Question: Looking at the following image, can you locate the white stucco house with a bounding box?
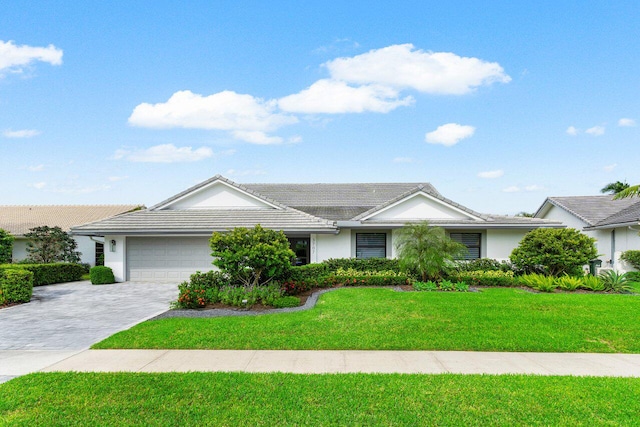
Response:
[0,205,140,266]
[535,195,640,272]
[71,175,562,282]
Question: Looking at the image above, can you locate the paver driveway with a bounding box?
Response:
[0,281,178,350]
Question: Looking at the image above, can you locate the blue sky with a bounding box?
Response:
[1,1,638,214]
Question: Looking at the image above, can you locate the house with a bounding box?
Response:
[535,195,640,272]
[0,205,141,266]
[71,175,562,282]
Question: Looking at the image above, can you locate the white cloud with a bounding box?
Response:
[502,186,520,193]
[524,185,543,192]
[278,79,414,114]
[28,164,44,172]
[0,40,63,74]
[113,144,214,163]
[3,129,41,138]
[30,182,46,189]
[129,90,297,136]
[566,126,578,136]
[618,118,636,127]
[325,44,511,95]
[477,169,504,179]
[585,126,605,136]
[231,130,283,145]
[425,123,475,146]
[393,157,415,163]
[108,176,128,182]
[288,135,302,144]
[225,169,267,177]
[603,163,617,172]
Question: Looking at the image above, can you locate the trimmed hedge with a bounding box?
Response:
[323,258,401,273]
[0,263,84,286]
[0,268,34,305]
[324,274,409,287]
[454,270,517,287]
[90,266,116,285]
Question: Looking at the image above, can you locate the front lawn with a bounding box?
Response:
[94,287,640,352]
[1,372,639,425]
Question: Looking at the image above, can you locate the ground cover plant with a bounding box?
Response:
[95,287,640,352]
[1,372,639,426]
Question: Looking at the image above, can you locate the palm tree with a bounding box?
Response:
[601,181,630,195]
[613,184,639,199]
[395,221,466,281]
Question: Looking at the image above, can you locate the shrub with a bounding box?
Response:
[518,273,557,292]
[395,221,466,281]
[0,229,14,264]
[323,258,401,273]
[325,274,409,287]
[174,271,230,308]
[620,250,640,270]
[627,271,640,282]
[579,275,605,291]
[454,270,516,287]
[271,296,301,308]
[210,225,295,287]
[439,279,455,291]
[0,269,34,305]
[453,258,512,273]
[189,270,228,289]
[555,275,582,291]
[218,284,284,307]
[90,266,116,285]
[413,281,438,291]
[454,281,470,292]
[0,263,84,286]
[24,226,81,264]
[599,270,634,293]
[510,228,598,276]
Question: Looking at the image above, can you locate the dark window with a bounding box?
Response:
[356,233,386,259]
[450,233,481,260]
[288,238,310,265]
[95,242,104,266]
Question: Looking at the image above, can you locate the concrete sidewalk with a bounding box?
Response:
[4,349,631,377]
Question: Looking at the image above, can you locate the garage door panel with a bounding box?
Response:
[127,237,213,282]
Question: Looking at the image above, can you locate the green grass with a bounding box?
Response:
[1,372,639,426]
[94,287,640,352]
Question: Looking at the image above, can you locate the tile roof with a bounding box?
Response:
[539,196,640,227]
[0,205,141,237]
[72,208,337,235]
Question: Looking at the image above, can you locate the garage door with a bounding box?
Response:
[127,237,213,282]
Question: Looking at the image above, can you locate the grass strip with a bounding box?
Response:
[94,287,640,352]
[2,372,640,426]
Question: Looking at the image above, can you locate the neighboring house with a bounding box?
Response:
[72,175,562,282]
[0,205,141,266]
[535,196,640,272]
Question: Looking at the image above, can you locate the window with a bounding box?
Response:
[95,242,104,266]
[356,233,386,259]
[450,233,481,260]
[288,238,310,265]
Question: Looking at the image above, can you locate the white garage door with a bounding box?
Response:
[127,237,213,282]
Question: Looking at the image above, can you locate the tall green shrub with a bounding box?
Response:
[24,226,81,264]
[395,221,466,281]
[0,269,34,304]
[0,229,13,264]
[510,228,598,276]
[620,250,640,270]
[210,225,295,287]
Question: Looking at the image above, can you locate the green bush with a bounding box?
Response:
[510,228,598,276]
[271,296,301,308]
[579,275,605,291]
[556,275,582,291]
[189,270,228,289]
[453,258,512,273]
[0,263,84,286]
[599,270,634,293]
[620,250,640,270]
[323,258,401,273]
[0,229,14,264]
[325,274,409,287]
[413,281,438,291]
[454,270,516,287]
[518,273,557,292]
[0,269,34,305]
[90,266,116,285]
[627,271,640,282]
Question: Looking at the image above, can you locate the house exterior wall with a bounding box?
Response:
[314,230,351,262]
[104,235,127,282]
[12,236,98,266]
[613,226,640,272]
[485,229,528,260]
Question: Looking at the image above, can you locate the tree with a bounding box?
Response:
[0,229,14,264]
[510,228,597,276]
[613,184,639,199]
[209,224,295,287]
[395,221,466,282]
[600,181,630,195]
[25,226,81,264]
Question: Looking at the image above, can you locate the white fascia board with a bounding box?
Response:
[154,180,282,211]
[359,191,483,222]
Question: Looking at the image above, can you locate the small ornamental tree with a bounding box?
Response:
[24,226,82,264]
[510,228,598,276]
[210,224,295,287]
[0,229,14,264]
[395,221,466,281]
